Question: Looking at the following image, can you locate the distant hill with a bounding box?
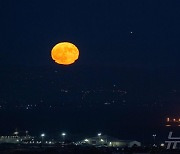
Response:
[0,65,180,109]
[0,65,180,141]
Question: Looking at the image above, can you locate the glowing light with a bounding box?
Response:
[167,118,170,122]
[84,139,89,142]
[161,143,165,147]
[166,125,171,127]
[62,133,66,136]
[98,133,102,136]
[51,42,79,65]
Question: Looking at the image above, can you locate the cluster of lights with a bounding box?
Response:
[167,118,180,122]
[1,131,166,148]
[0,132,113,146]
[84,133,103,143]
[61,89,69,93]
[24,140,55,144]
[166,118,180,127]
[1,136,19,138]
[45,141,54,144]
[36,141,41,144]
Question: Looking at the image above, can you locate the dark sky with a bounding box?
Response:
[1,0,180,68]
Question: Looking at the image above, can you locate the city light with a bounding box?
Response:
[98,133,102,137]
[41,133,45,137]
[62,133,66,136]
[100,139,104,142]
[41,133,45,145]
[84,139,89,142]
[166,124,171,127]
[161,143,165,147]
[61,132,66,142]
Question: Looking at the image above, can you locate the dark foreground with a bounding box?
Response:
[0,144,180,154]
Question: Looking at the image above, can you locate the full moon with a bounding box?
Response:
[51,42,79,65]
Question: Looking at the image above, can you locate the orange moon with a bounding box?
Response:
[51,42,79,65]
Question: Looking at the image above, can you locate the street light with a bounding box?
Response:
[41,133,45,137]
[98,133,102,145]
[98,133,102,137]
[152,134,156,146]
[41,133,45,146]
[61,132,66,142]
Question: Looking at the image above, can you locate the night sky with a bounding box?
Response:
[1,0,180,68]
[1,0,180,143]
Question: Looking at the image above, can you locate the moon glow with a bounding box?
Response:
[51,42,79,65]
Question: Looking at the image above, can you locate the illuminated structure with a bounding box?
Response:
[0,130,33,144]
[61,132,66,142]
[78,135,141,148]
[0,135,33,144]
[166,117,180,127]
